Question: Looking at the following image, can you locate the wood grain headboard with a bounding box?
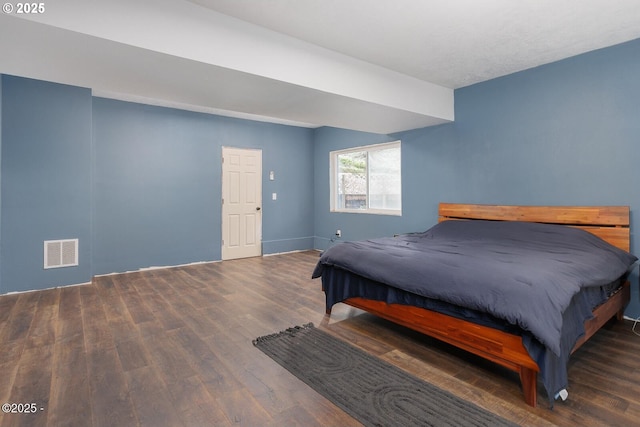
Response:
[438,203,631,252]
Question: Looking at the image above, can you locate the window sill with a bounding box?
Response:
[330,209,402,217]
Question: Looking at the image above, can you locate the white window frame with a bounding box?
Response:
[330,140,402,216]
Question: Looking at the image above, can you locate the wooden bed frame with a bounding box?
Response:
[327,203,632,407]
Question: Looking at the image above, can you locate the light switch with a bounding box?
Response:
[269,171,275,181]
[272,193,277,200]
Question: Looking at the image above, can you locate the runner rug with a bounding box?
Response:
[253,323,517,427]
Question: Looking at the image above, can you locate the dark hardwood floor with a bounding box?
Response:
[1,250,640,426]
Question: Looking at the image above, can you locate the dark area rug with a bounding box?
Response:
[253,323,517,427]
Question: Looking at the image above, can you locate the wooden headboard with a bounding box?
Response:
[438,203,631,252]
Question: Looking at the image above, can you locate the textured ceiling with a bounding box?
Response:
[1,0,639,133]
[191,0,640,88]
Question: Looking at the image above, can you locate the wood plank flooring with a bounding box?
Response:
[1,250,640,426]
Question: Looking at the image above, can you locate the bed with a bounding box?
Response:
[312,203,637,407]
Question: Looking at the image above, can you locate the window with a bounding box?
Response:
[330,141,401,215]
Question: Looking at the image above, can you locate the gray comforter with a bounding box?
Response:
[312,220,637,356]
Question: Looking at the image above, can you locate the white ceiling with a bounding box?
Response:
[1,0,639,133]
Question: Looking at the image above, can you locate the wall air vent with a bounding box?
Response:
[44,239,79,269]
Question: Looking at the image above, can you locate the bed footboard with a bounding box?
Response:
[339,297,541,405]
[334,280,630,407]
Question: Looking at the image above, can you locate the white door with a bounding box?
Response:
[221,147,262,260]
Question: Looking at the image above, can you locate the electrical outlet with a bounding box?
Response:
[336,229,341,238]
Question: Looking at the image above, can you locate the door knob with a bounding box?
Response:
[256,207,261,211]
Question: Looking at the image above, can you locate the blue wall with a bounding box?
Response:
[313,124,460,249]
[1,76,93,293]
[92,99,221,274]
[452,39,640,209]
[0,76,314,292]
[92,98,314,275]
[313,38,640,317]
[0,74,3,287]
